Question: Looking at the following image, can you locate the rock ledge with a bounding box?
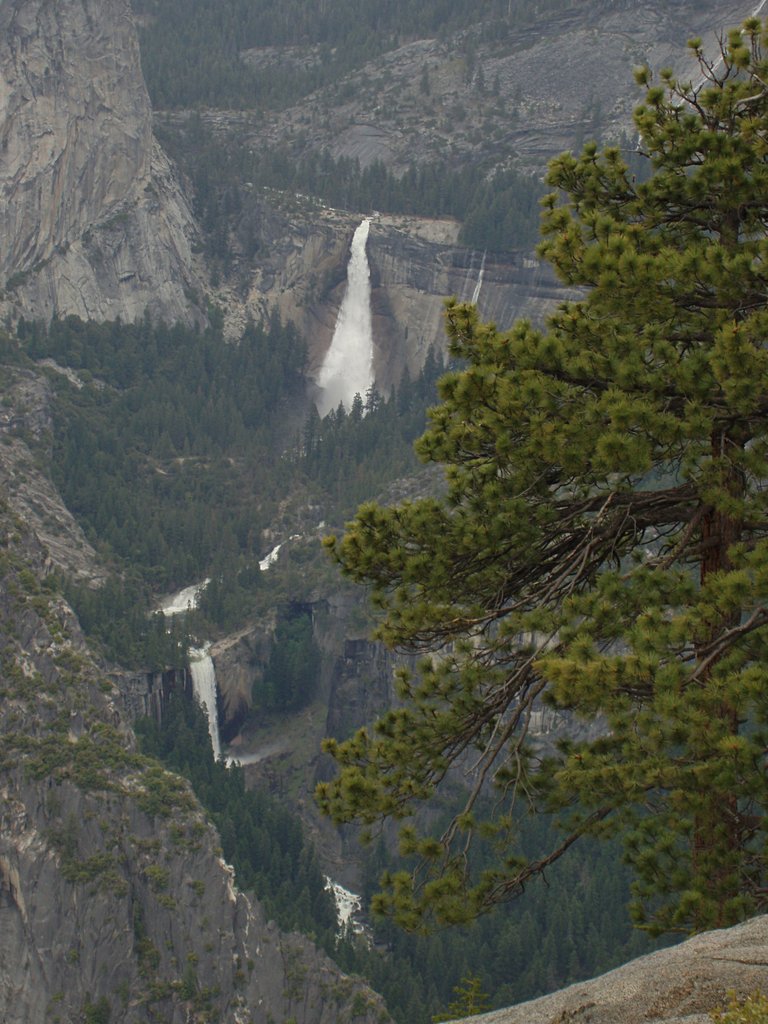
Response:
[462,916,768,1024]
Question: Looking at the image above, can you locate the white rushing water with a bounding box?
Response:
[158,579,210,617]
[189,645,223,762]
[316,219,374,417]
[158,541,290,768]
[471,250,487,305]
[325,877,364,934]
[259,542,282,571]
[159,528,305,766]
[158,584,231,764]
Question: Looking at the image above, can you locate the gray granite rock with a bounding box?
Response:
[458,916,768,1024]
[0,0,203,325]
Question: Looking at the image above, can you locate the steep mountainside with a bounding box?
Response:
[1,0,759,366]
[0,0,203,325]
[0,407,389,1024]
[0,363,104,584]
[3,3,768,1022]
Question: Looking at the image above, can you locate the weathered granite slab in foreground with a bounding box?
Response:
[459,916,768,1024]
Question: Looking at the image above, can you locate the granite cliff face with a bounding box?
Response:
[164,0,764,385]
[4,4,768,1019]
[0,356,387,1024]
[252,0,758,175]
[0,0,203,325]
[366,216,578,390]
[195,199,578,391]
[1,0,761,363]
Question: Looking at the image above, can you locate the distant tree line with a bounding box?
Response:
[252,607,320,712]
[61,575,191,669]
[301,349,446,511]
[19,312,305,589]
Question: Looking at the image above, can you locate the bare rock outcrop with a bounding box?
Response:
[195,199,579,391]
[367,216,580,390]
[246,0,759,178]
[0,0,203,325]
[457,915,768,1024]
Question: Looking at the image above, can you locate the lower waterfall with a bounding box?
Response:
[189,646,223,762]
[159,553,286,767]
[159,585,224,763]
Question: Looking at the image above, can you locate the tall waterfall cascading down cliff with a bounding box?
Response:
[316,219,374,417]
[189,646,223,762]
[159,584,224,762]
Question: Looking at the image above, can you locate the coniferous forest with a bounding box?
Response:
[137,0,564,255]
[12,315,443,667]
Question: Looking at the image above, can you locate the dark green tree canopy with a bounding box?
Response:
[317,19,768,936]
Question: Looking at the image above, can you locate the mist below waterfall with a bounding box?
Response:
[316,219,374,417]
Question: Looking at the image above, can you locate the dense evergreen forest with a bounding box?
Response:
[137,694,664,1024]
[13,315,443,664]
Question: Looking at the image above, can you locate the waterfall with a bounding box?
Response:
[316,219,374,417]
[158,586,227,764]
[471,250,487,306]
[460,250,477,301]
[189,646,222,761]
[325,877,364,936]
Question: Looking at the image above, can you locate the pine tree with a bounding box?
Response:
[432,975,490,1022]
[317,19,768,936]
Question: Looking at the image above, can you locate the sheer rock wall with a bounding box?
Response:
[0,0,203,325]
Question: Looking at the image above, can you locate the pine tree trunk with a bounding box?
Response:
[693,433,743,927]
